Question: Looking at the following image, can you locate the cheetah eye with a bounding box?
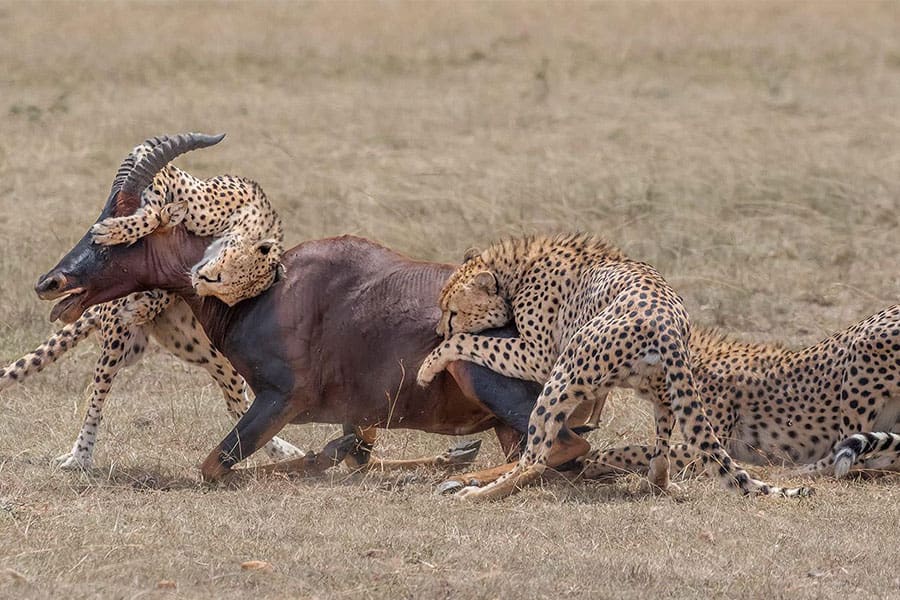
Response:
[257,242,272,255]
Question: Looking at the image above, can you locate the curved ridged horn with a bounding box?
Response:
[111,135,178,193]
[110,153,136,193]
[121,132,225,198]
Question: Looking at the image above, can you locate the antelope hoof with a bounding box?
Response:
[437,439,482,466]
[308,433,357,470]
[436,480,464,495]
[200,454,233,483]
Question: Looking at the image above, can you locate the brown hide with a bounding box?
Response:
[38,228,541,477]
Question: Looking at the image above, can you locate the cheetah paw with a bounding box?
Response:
[262,437,306,461]
[91,208,159,246]
[416,364,437,387]
[453,485,490,501]
[91,217,136,246]
[158,200,188,231]
[416,354,446,387]
[53,452,92,471]
[119,292,165,324]
[453,485,481,501]
[639,479,682,497]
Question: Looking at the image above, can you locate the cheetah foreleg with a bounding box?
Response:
[91,196,186,246]
[417,333,551,386]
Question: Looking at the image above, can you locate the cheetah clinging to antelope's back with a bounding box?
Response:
[418,233,811,500]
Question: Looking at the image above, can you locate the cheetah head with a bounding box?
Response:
[436,258,512,338]
[191,233,283,306]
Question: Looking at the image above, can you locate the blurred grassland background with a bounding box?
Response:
[0,2,898,599]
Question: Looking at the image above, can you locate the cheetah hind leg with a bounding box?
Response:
[576,444,704,482]
[55,324,149,470]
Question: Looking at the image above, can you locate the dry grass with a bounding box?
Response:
[0,1,899,598]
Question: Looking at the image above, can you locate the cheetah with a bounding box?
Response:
[1,132,299,468]
[417,233,810,500]
[1,292,303,469]
[577,305,900,481]
[88,133,284,306]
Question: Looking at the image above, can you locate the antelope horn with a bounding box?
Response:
[110,135,178,193]
[121,132,226,198]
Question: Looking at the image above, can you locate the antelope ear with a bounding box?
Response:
[472,270,497,293]
[462,247,481,262]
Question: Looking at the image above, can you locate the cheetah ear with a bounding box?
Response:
[462,247,481,262]
[472,270,497,293]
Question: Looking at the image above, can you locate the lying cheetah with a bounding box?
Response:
[1,133,299,468]
[577,305,900,480]
[418,233,810,500]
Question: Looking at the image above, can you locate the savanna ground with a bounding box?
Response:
[0,1,898,598]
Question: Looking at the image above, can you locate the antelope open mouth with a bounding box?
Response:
[49,288,87,323]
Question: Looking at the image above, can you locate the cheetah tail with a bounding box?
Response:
[833,432,900,477]
[0,308,100,392]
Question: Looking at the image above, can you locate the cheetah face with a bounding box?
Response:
[437,262,512,338]
[191,234,282,306]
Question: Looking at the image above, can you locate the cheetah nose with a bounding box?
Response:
[35,271,68,299]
